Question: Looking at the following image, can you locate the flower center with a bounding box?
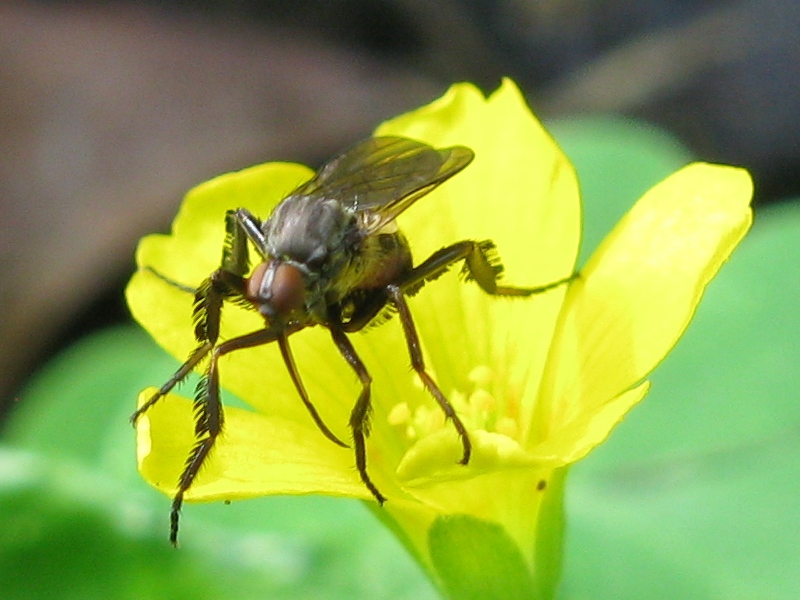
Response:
[387,364,520,445]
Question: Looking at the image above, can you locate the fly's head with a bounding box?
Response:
[249,194,360,323]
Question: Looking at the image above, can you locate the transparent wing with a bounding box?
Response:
[293,136,474,233]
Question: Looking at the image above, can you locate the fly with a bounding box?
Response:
[132,136,574,545]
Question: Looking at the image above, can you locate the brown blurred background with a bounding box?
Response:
[1,0,798,421]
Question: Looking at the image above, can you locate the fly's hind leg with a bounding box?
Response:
[389,239,577,468]
[131,269,232,546]
[402,240,577,298]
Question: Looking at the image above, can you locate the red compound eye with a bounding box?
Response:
[247,261,305,317]
[269,262,305,314]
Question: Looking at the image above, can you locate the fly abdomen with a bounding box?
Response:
[357,231,413,289]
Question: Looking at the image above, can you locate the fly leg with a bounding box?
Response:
[385,240,577,468]
[134,265,243,547]
[386,285,472,465]
[328,324,387,504]
[224,207,347,446]
[131,208,253,424]
[132,208,263,545]
[130,272,237,423]
[169,327,284,545]
[141,265,197,294]
[277,335,349,448]
[131,267,238,546]
[400,239,576,297]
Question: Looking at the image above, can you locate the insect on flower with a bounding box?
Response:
[132,136,574,545]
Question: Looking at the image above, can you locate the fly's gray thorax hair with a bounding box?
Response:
[263,195,360,274]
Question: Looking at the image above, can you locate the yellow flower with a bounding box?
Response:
[126,80,752,595]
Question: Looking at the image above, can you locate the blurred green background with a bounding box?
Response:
[2,2,799,598]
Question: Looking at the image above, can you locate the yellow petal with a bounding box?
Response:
[136,389,395,501]
[535,163,753,441]
[528,381,650,463]
[375,80,581,441]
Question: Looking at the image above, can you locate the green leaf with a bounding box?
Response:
[548,115,694,265]
[428,514,538,600]
[534,469,567,600]
[0,447,242,600]
[565,429,800,599]
[6,326,176,475]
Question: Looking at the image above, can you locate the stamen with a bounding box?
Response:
[467,365,493,386]
[495,417,519,439]
[387,402,411,426]
[468,388,497,414]
[414,405,446,434]
[387,364,525,448]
